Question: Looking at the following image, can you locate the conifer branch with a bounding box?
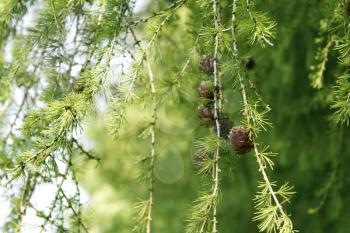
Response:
[211,0,222,232]
[129,0,187,26]
[244,0,276,47]
[61,189,89,232]
[1,2,128,232]
[231,0,294,232]
[186,2,225,232]
[180,37,199,75]
[2,50,43,150]
[66,14,82,77]
[125,7,183,103]
[2,89,30,145]
[308,162,338,214]
[72,138,101,162]
[16,174,37,233]
[0,1,332,232]
[110,2,186,138]
[234,0,280,216]
[130,28,159,233]
[39,164,71,233]
[35,157,89,233]
[1,3,109,230]
[145,61,157,233]
[310,34,334,89]
[6,134,62,182]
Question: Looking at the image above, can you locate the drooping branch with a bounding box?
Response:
[72,137,101,162]
[231,0,295,232]
[129,0,187,27]
[124,3,186,103]
[109,1,187,139]
[211,0,221,232]
[145,61,157,233]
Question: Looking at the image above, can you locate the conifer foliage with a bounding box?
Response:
[1,0,350,233]
[309,0,350,127]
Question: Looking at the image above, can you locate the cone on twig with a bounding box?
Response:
[197,105,215,127]
[198,80,214,100]
[229,126,253,153]
[199,55,214,76]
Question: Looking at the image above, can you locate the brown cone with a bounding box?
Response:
[199,117,212,127]
[198,105,214,118]
[197,105,215,127]
[229,126,253,153]
[199,55,214,76]
[243,58,256,70]
[198,80,214,99]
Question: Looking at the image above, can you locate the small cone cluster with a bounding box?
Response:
[194,54,253,163]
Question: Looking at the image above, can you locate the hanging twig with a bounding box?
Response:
[145,61,157,233]
[129,0,187,27]
[211,0,221,232]
[231,1,294,232]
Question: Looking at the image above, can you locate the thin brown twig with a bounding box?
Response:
[211,0,221,232]
[231,0,287,219]
[128,0,187,27]
[145,61,157,233]
[72,138,101,162]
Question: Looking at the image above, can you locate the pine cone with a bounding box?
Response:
[199,55,214,75]
[229,126,253,153]
[212,116,234,139]
[197,105,215,127]
[243,58,256,70]
[198,80,214,99]
[199,117,212,127]
[198,105,214,118]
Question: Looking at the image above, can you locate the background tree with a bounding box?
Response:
[1,0,350,233]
